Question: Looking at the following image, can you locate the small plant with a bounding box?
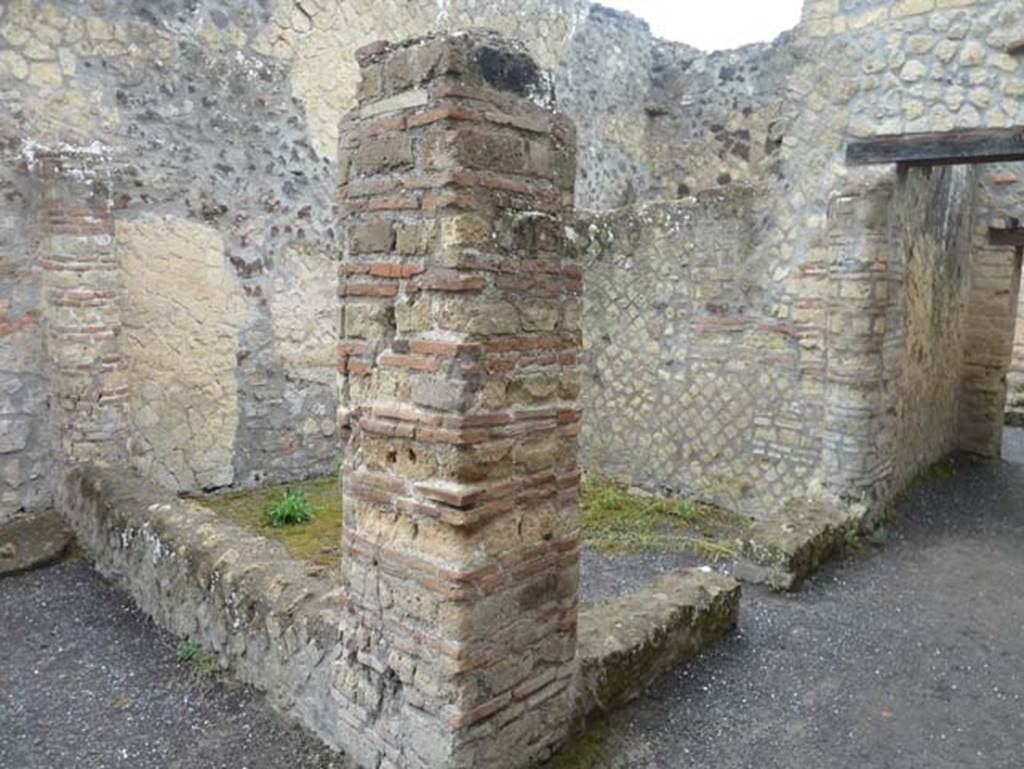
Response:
[175,639,200,663]
[175,640,218,681]
[683,537,738,562]
[668,499,696,522]
[843,523,865,554]
[867,520,891,545]
[264,488,316,527]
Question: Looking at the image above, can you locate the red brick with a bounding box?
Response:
[378,353,439,372]
[365,261,425,279]
[408,339,481,357]
[406,105,479,129]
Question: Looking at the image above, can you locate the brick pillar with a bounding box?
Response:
[822,183,893,507]
[336,33,580,769]
[35,149,128,466]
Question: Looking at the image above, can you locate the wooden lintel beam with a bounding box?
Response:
[989,227,1024,248]
[846,127,1024,167]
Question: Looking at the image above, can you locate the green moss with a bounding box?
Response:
[196,475,745,567]
[546,717,610,769]
[908,456,957,490]
[580,476,749,559]
[194,477,343,568]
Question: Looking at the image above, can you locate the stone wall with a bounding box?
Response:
[886,166,977,492]
[578,189,823,518]
[575,0,1024,513]
[0,0,614,512]
[58,465,353,754]
[0,135,49,521]
[960,240,1022,452]
[962,162,1024,441]
[578,165,982,518]
[973,163,1024,428]
[3,0,1023,520]
[0,0,733,516]
[118,216,247,491]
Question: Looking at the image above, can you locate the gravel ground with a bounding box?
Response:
[1003,425,1024,464]
[3,432,1022,768]
[580,548,728,604]
[575,439,1024,769]
[0,559,347,769]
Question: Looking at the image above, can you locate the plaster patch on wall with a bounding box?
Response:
[269,242,337,385]
[251,0,438,159]
[118,215,247,491]
[252,0,588,159]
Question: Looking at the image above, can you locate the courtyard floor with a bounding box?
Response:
[2,429,1023,768]
[570,427,1024,768]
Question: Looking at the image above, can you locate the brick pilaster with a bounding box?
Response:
[959,244,1023,456]
[336,33,580,769]
[35,149,128,466]
[822,184,893,505]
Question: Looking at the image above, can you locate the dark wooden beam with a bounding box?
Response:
[846,127,1024,167]
[989,227,1024,248]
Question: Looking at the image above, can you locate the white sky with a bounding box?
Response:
[598,0,805,51]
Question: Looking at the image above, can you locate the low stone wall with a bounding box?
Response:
[58,466,353,755]
[575,568,739,716]
[61,464,742,767]
[734,499,862,591]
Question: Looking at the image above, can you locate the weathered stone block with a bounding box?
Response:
[349,219,395,254]
[395,222,437,255]
[353,134,415,175]
[345,302,394,338]
[575,569,740,716]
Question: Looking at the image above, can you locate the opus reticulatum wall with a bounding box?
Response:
[1,0,1023,766]
[3,0,1023,522]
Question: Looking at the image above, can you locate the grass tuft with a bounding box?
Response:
[195,477,343,567]
[175,640,218,681]
[264,487,316,528]
[579,477,747,559]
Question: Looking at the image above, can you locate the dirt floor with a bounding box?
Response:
[2,431,1022,768]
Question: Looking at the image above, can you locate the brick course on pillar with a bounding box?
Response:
[336,32,580,769]
[35,149,128,466]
